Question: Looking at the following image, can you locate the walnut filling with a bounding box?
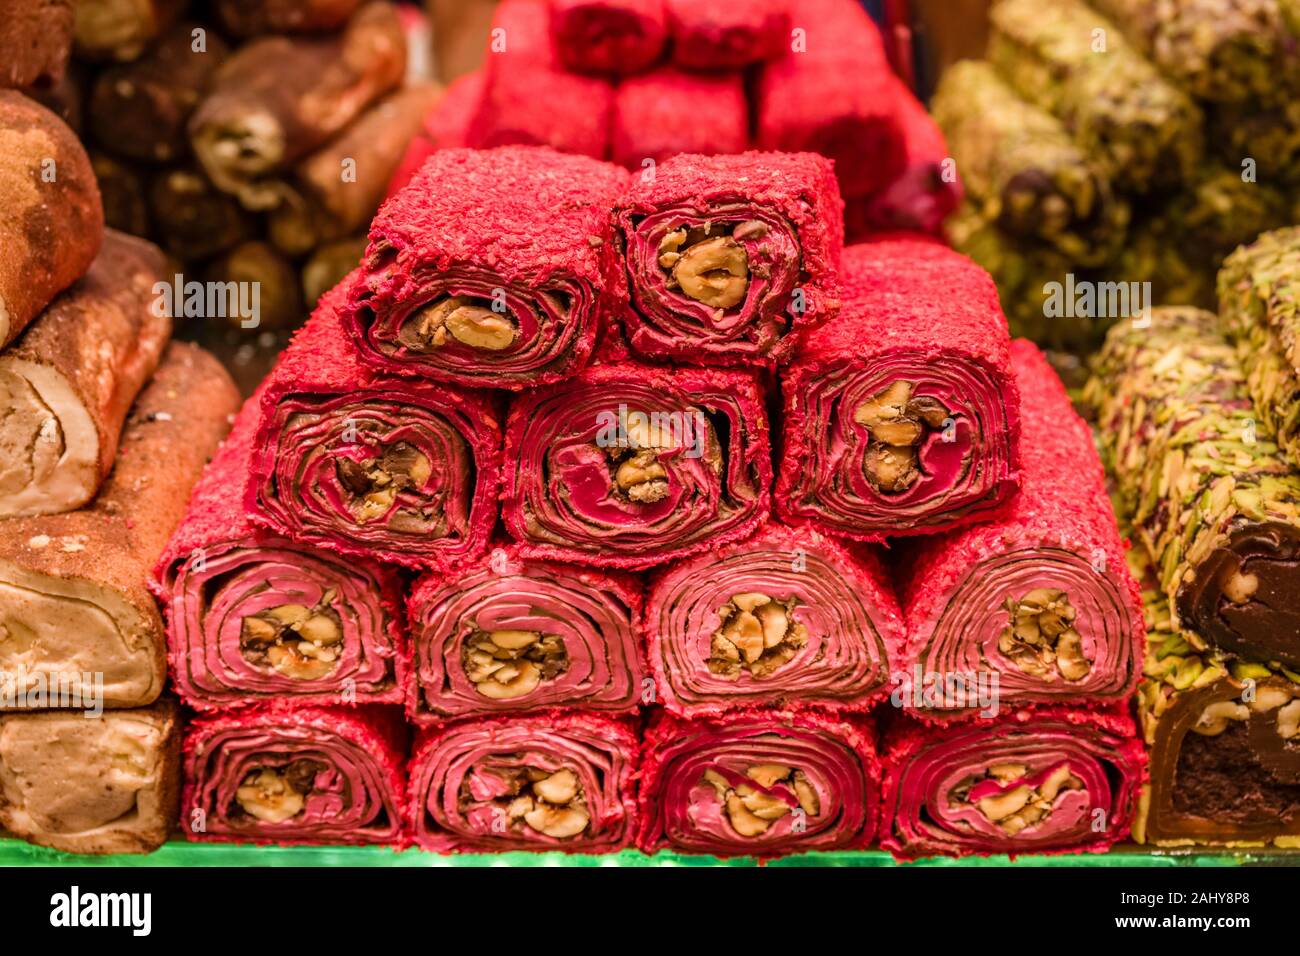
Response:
[335,440,432,525]
[398,295,518,351]
[708,592,808,679]
[1193,686,1300,738]
[997,588,1090,682]
[703,763,819,838]
[462,629,568,700]
[853,381,950,493]
[657,222,756,310]
[233,759,327,823]
[954,763,1083,836]
[240,591,343,681]
[467,767,591,839]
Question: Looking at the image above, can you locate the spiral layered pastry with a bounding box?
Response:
[616,151,842,365]
[900,341,1144,714]
[880,708,1145,859]
[503,361,770,569]
[777,240,1021,541]
[154,402,405,710]
[345,147,629,390]
[248,281,502,572]
[408,714,638,852]
[646,524,902,717]
[408,545,645,722]
[637,710,878,857]
[182,706,407,846]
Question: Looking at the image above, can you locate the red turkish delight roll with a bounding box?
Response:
[408,544,645,723]
[502,361,771,569]
[468,0,613,159]
[879,707,1145,859]
[347,147,628,390]
[610,67,748,169]
[898,341,1143,715]
[385,71,485,197]
[154,400,405,711]
[852,75,962,239]
[665,0,789,69]
[637,709,879,857]
[408,713,637,852]
[182,705,407,846]
[646,524,902,717]
[776,239,1021,541]
[247,279,502,572]
[755,0,905,199]
[617,151,843,366]
[550,0,666,74]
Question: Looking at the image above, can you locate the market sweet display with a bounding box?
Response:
[6,0,1300,867]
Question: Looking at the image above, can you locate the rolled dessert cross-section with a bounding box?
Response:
[637,710,879,857]
[665,0,789,69]
[153,400,406,711]
[646,524,903,717]
[188,1,406,210]
[1135,580,1300,847]
[616,151,843,366]
[1086,306,1300,668]
[610,67,749,170]
[850,74,963,240]
[931,61,1127,267]
[0,91,103,348]
[879,708,1146,859]
[408,713,638,853]
[550,0,667,75]
[409,544,644,722]
[899,340,1144,714]
[0,699,180,855]
[0,231,170,519]
[248,279,502,572]
[467,0,613,160]
[0,344,238,711]
[777,239,1022,542]
[182,705,406,846]
[345,146,628,389]
[502,361,771,569]
[755,0,905,200]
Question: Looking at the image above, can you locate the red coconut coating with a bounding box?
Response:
[551,0,667,75]
[897,340,1144,716]
[665,0,789,69]
[776,239,1021,542]
[468,0,613,159]
[637,708,880,858]
[407,711,639,853]
[502,359,772,570]
[182,704,409,847]
[151,397,407,711]
[405,541,646,724]
[755,0,905,198]
[850,75,962,239]
[246,277,503,572]
[384,71,485,198]
[348,146,630,389]
[610,67,748,169]
[644,522,904,717]
[616,151,844,366]
[878,706,1146,860]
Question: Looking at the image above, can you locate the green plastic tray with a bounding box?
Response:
[1,838,1293,867]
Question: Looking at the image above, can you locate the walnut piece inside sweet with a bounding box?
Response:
[853,381,950,493]
[703,763,819,838]
[658,223,751,310]
[708,592,809,679]
[234,759,327,823]
[398,295,517,351]
[955,762,1083,835]
[466,766,591,839]
[240,589,343,680]
[462,629,568,700]
[997,588,1091,682]
[335,439,433,526]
